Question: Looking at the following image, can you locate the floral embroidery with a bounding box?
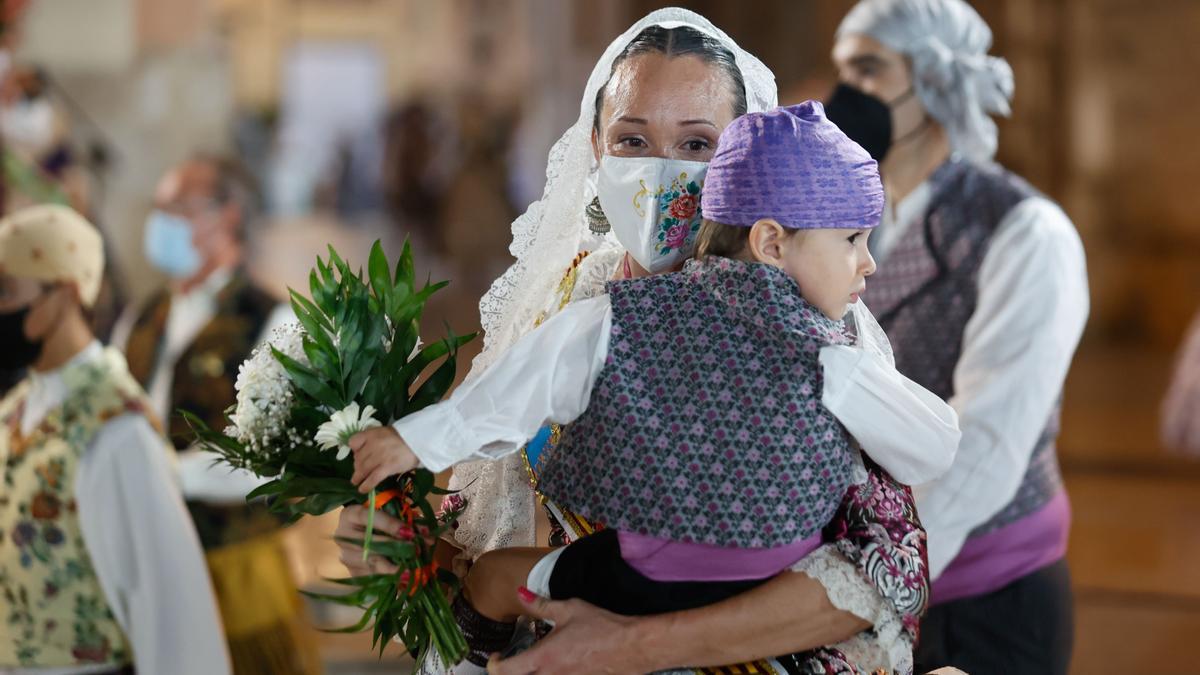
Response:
[826,457,929,636]
[1,349,135,667]
[631,172,705,257]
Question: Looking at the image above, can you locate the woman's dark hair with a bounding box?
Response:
[593,25,747,131]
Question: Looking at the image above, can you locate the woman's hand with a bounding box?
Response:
[349,426,420,492]
[334,504,404,575]
[487,568,870,673]
[487,589,644,675]
[335,504,461,577]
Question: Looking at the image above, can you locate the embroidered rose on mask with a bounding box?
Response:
[654,178,704,256]
[668,192,700,221]
[663,223,690,250]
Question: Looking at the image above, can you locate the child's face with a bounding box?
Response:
[768,225,877,319]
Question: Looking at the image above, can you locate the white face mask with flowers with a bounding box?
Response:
[596,155,709,273]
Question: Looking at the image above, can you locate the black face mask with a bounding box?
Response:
[824,83,894,163]
[0,306,43,373]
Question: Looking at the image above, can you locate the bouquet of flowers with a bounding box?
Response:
[187,241,473,664]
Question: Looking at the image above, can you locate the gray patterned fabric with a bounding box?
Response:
[861,158,1065,534]
[538,257,857,548]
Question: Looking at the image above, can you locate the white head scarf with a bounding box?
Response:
[838,0,1014,162]
[474,7,777,377]
[448,8,778,561]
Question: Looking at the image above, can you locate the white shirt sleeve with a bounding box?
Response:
[915,196,1089,578]
[76,414,232,675]
[395,295,613,473]
[821,344,960,486]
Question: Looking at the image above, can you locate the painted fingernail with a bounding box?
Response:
[516,586,537,603]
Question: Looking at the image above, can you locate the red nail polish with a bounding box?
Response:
[516,586,537,603]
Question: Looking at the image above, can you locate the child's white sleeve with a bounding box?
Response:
[820,344,961,485]
[394,295,612,473]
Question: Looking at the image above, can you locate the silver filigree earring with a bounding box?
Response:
[585,196,610,234]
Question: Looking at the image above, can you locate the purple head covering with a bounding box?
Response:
[700,101,884,230]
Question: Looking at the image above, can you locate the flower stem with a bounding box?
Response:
[362,488,377,562]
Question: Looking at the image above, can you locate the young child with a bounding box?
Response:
[351,101,960,667]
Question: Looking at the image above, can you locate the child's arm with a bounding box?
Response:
[820,344,961,485]
[358,295,612,482]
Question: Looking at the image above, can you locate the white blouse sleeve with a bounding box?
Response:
[916,196,1089,577]
[821,344,961,486]
[395,295,613,473]
[76,414,232,675]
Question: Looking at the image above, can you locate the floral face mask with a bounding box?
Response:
[596,155,709,273]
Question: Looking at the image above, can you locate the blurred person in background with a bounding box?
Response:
[436,92,518,301]
[0,204,228,675]
[111,155,320,675]
[0,57,127,343]
[826,0,1088,672]
[0,64,90,214]
[381,100,450,254]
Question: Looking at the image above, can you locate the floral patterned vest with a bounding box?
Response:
[0,348,150,668]
[538,257,857,549]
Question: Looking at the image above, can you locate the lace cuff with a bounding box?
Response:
[791,545,914,674]
[791,545,882,623]
[572,243,624,299]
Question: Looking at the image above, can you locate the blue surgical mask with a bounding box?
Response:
[143,210,202,279]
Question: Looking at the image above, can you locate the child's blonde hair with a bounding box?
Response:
[694,218,803,260]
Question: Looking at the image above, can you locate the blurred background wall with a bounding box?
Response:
[3,0,1198,671]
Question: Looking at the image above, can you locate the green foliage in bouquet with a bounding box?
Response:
[186,240,473,664]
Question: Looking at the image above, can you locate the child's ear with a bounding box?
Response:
[746,219,787,267]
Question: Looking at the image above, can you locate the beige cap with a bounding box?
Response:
[0,204,104,307]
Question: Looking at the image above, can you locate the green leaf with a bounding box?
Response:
[408,351,458,412]
[397,333,474,391]
[367,240,393,303]
[410,468,435,496]
[289,287,333,333]
[309,269,331,310]
[246,479,288,500]
[281,491,359,517]
[272,347,343,409]
[395,238,415,289]
[363,538,417,560]
[302,339,338,383]
[319,567,402,588]
[394,280,449,328]
[327,244,349,277]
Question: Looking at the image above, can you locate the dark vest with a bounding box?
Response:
[862,158,1065,536]
[538,257,857,549]
[125,273,282,548]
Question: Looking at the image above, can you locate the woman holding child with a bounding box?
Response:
[338,9,956,674]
